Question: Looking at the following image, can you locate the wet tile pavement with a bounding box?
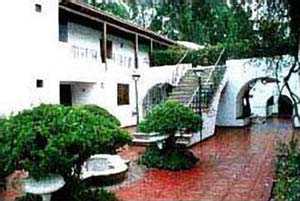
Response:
[115,119,297,201]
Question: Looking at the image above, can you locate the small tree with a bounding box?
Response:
[138,101,201,170]
[0,104,131,200]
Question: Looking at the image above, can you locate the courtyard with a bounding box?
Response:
[115,119,294,201]
[1,1,300,201]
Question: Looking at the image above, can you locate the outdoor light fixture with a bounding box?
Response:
[132,74,141,81]
[132,74,141,128]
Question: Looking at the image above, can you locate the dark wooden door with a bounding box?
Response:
[60,84,72,106]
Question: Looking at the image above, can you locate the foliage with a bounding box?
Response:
[274,139,300,201]
[138,101,201,136]
[151,44,225,67]
[0,104,131,180]
[138,101,200,170]
[150,38,295,67]
[139,145,198,171]
[81,104,121,126]
[84,0,130,19]
[18,187,118,201]
[149,1,255,46]
[73,187,118,201]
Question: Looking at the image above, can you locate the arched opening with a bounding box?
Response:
[278,95,293,118]
[266,95,293,118]
[266,96,274,117]
[236,77,279,120]
[142,83,173,117]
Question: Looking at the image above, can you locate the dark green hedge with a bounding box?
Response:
[150,40,294,67]
[139,145,198,171]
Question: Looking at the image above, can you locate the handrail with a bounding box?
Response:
[187,48,226,107]
[204,48,226,86]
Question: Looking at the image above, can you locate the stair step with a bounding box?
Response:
[176,139,190,145]
[169,91,193,96]
[132,135,169,144]
[175,133,193,138]
[133,132,160,139]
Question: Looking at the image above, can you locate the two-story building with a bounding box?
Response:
[0,0,191,127]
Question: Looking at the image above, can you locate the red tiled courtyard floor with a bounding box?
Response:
[115,119,296,201]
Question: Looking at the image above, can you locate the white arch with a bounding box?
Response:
[141,82,174,116]
[217,59,278,127]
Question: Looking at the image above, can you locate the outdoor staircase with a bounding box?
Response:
[133,49,228,147]
[167,66,228,146]
[168,68,212,104]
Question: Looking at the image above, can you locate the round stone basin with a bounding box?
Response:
[23,174,65,201]
[81,154,129,186]
[23,175,65,195]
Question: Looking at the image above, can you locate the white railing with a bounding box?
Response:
[187,48,226,107]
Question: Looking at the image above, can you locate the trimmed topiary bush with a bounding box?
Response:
[81,104,121,126]
[0,104,131,201]
[139,101,201,137]
[0,104,131,179]
[138,101,201,170]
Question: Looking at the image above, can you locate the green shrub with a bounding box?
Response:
[138,101,200,170]
[81,104,121,126]
[274,139,300,201]
[150,40,294,67]
[0,104,131,180]
[139,146,198,170]
[19,187,118,201]
[74,188,118,201]
[150,44,226,67]
[17,194,41,201]
[138,101,201,136]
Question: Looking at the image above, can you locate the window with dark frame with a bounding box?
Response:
[36,79,43,88]
[117,84,130,105]
[35,4,42,13]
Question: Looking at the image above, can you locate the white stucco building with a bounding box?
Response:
[0,0,191,127]
[0,0,299,133]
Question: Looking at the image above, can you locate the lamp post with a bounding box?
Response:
[193,69,203,141]
[132,74,141,128]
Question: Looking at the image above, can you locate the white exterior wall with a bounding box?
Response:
[0,2,191,127]
[0,0,59,117]
[216,57,300,127]
[249,82,277,117]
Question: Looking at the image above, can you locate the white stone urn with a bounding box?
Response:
[23,174,65,201]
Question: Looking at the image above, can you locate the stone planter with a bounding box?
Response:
[23,174,65,201]
[81,154,129,187]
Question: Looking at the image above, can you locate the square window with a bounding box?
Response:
[117,84,129,105]
[35,4,42,13]
[36,79,43,88]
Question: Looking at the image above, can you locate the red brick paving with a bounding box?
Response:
[115,119,295,201]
